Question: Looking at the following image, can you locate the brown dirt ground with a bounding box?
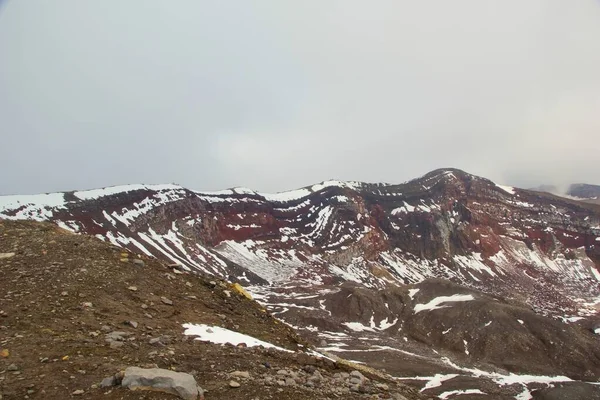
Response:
[0,219,425,400]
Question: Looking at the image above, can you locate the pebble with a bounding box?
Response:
[229,370,250,379]
[127,286,138,291]
[7,364,18,371]
[72,389,84,395]
[161,297,173,305]
[229,380,241,388]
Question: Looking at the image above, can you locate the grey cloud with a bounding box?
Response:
[1,1,599,195]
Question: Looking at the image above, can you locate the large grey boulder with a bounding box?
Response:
[121,367,202,400]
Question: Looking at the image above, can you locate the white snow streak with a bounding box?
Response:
[414,294,474,314]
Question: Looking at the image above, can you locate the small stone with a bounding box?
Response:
[229,380,241,388]
[72,389,84,395]
[303,365,316,374]
[7,364,18,371]
[376,383,389,390]
[105,331,130,341]
[161,297,173,305]
[229,370,250,379]
[100,325,111,332]
[60,291,68,297]
[350,377,362,385]
[100,375,117,388]
[82,302,93,308]
[128,286,137,291]
[132,259,145,266]
[0,253,15,259]
[310,370,323,382]
[109,341,124,349]
[285,377,296,386]
[114,371,125,384]
[128,321,139,329]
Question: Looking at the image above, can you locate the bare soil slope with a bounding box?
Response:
[0,220,423,400]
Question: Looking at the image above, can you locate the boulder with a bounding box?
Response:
[121,367,202,400]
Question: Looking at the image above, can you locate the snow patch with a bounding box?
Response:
[182,323,292,352]
[496,184,516,195]
[74,184,181,200]
[0,193,67,221]
[343,322,376,333]
[414,294,475,314]
[439,389,485,399]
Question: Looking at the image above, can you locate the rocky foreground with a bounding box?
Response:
[0,219,424,400]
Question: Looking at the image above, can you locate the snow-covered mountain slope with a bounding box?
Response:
[2,168,599,316]
[4,168,600,397]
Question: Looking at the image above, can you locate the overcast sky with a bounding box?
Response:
[1,1,599,195]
